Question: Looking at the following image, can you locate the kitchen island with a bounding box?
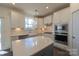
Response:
[12,35,53,56]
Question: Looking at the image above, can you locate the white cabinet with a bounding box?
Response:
[53,7,70,35]
[53,12,61,24]
[44,15,53,32]
[44,15,52,25]
[38,18,44,28]
[11,11,25,28]
[53,7,71,53]
[53,7,70,24]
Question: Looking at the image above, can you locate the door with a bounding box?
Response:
[72,10,79,55]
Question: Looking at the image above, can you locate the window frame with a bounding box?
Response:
[25,17,37,31]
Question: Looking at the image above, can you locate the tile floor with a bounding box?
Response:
[53,47,69,56]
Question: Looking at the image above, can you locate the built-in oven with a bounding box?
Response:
[55,34,68,45]
[54,24,68,45]
[55,24,68,32]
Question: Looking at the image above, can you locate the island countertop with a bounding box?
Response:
[12,35,54,56]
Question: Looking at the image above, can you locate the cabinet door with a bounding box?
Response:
[53,7,70,24]
[44,15,52,24]
[60,7,70,24]
[72,10,79,55]
[11,11,25,28]
[38,18,44,28]
[53,12,61,24]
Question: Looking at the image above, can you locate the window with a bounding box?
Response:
[25,17,37,31]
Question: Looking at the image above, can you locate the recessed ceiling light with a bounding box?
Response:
[46,6,49,9]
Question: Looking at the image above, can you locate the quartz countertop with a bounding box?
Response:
[12,35,53,56]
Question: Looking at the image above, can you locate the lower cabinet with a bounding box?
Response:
[33,44,53,56]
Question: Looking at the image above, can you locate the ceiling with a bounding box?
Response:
[0,3,69,17]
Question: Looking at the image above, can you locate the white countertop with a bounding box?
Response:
[12,35,53,56]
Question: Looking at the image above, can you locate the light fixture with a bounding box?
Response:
[41,27,45,31]
[44,25,47,29]
[15,40,21,43]
[34,9,39,16]
[12,3,15,5]
[46,6,49,9]
[11,0,15,5]
[15,27,22,31]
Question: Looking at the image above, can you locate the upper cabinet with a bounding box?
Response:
[53,7,70,25]
[44,15,53,25]
[11,10,25,28]
[38,18,44,28]
[44,15,53,32]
